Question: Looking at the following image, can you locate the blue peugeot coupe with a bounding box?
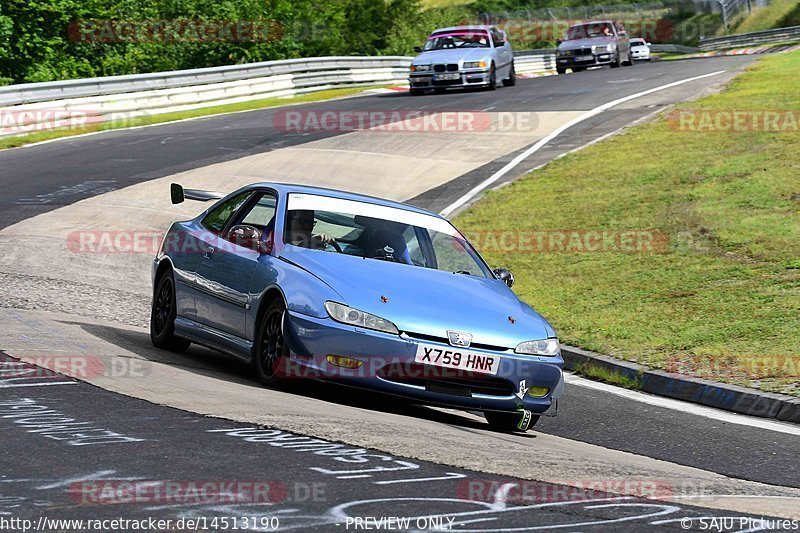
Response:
[151,183,564,432]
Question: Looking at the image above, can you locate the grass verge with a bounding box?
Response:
[455,50,800,396]
[0,85,390,151]
[574,363,643,390]
[732,0,800,34]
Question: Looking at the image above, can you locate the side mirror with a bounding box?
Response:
[226,224,270,254]
[556,39,563,45]
[170,183,185,204]
[413,45,422,53]
[493,268,515,288]
[646,42,652,46]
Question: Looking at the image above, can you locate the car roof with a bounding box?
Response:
[246,182,444,219]
[431,25,494,33]
[569,20,615,26]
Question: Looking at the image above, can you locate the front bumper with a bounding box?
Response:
[632,49,650,60]
[556,52,614,68]
[283,310,564,414]
[409,69,492,90]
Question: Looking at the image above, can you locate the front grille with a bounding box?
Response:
[433,64,459,72]
[378,363,515,397]
[406,332,510,353]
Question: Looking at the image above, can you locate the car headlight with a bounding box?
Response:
[515,339,560,356]
[411,64,431,72]
[559,50,572,56]
[592,44,613,53]
[463,60,487,69]
[325,301,399,335]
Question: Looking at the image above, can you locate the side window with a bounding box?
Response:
[201,192,251,235]
[238,192,278,232]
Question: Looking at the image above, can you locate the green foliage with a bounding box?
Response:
[0,0,463,83]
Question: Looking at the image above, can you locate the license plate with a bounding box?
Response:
[576,55,594,62]
[436,73,460,80]
[415,343,500,375]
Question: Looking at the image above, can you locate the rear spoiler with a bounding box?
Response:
[170,183,225,204]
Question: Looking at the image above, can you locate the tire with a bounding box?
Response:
[484,64,497,91]
[623,50,633,66]
[610,52,621,68]
[556,67,566,75]
[150,270,191,353]
[484,410,539,433]
[572,67,586,72]
[410,88,424,96]
[253,299,289,387]
[502,63,516,86]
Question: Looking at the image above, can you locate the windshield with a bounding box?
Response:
[630,39,645,45]
[424,30,490,51]
[284,193,491,278]
[565,23,614,40]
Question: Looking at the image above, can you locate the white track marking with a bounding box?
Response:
[565,373,800,437]
[439,70,726,217]
[373,472,466,485]
[0,381,77,388]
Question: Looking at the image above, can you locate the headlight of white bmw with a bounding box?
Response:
[515,339,560,356]
[411,64,431,72]
[463,60,487,69]
[325,301,399,334]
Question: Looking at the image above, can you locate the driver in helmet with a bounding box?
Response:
[286,210,336,249]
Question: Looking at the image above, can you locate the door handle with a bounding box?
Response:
[204,247,215,259]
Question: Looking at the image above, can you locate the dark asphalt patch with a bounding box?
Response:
[0,351,774,531]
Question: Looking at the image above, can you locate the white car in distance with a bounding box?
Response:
[630,38,652,61]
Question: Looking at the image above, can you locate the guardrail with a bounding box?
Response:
[513,49,557,75]
[699,24,800,51]
[0,52,558,138]
[650,44,700,53]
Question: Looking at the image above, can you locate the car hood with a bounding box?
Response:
[559,37,616,50]
[412,48,492,65]
[281,249,555,348]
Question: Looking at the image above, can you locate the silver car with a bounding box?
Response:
[555,20,633,73]
[409,25,515,95]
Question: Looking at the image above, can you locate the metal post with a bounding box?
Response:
[718,0,728,31]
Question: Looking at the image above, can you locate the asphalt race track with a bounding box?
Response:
[2,56,799,531]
